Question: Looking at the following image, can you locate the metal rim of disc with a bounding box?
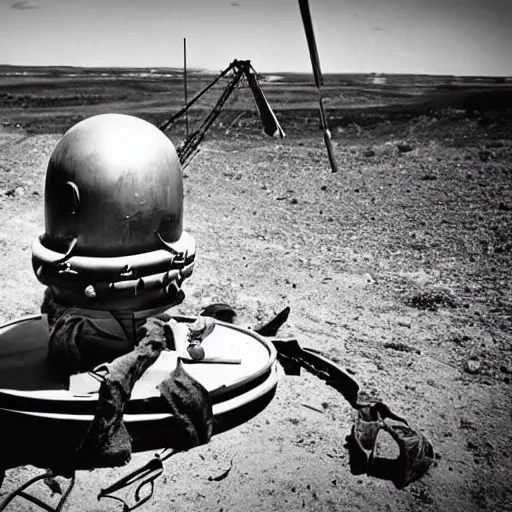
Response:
[0,315,278,422]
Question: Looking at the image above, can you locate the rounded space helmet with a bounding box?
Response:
[32,113,195,311]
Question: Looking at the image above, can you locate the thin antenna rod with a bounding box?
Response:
[183,37,189,137]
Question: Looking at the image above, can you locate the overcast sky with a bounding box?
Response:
[0,0,510,76]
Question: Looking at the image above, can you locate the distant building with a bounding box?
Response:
[368,73,387,85]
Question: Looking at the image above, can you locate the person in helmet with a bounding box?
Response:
[33,113,196,373]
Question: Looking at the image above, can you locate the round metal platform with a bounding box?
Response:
[0,315,278,471]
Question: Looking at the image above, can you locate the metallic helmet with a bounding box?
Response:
[32,113,195,311]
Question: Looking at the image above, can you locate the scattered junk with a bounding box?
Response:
[0,2,433,510]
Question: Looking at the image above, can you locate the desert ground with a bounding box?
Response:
[0,67,511,511]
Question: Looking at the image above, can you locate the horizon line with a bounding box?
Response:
[0,63,511,80]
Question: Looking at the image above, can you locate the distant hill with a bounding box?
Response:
[0,65,207,78]
[0,65,510,86]
[1,65,511,135]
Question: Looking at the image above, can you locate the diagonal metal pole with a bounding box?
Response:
[158,62,236,132]
[298,0,338,173]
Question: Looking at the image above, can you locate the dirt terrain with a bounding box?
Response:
[0,71,511,511]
